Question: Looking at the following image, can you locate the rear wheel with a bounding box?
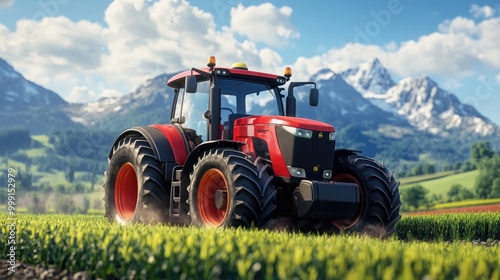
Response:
[330,154,402,237]
[103,137,169,224]
[188,148,275,228]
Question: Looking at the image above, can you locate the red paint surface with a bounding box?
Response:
[233,116,334,178]
[167,67,285,88]
[151,124,188,165]
[235,115,334,132]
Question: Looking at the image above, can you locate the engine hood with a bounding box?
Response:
[234,116,335,132]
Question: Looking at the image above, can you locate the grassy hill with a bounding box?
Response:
[400,170,478,196]
[0,133,107,212]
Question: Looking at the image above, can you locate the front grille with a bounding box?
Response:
[276,126,335,180]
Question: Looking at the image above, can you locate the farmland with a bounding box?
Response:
[400,170,478,196]
[1,213,499,279]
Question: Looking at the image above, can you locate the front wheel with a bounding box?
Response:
[188,148,275,228]
[330,154,402,237]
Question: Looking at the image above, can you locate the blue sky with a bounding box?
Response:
[0,0,499,124]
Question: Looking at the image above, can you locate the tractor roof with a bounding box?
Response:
[167,67,287,88]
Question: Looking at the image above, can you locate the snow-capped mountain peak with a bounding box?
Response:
[311,68,336,82]
[340,58,395,96]
[334,59,497,136]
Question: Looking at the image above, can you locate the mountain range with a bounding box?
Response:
[0,59,80,134]
[1,57,498,168]
[340,59,496,136]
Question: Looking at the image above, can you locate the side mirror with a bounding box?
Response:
[185,75,197,93]
[309,88,319,107]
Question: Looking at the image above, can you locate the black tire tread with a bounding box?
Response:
[103,136,169,224]
[189,148,276,228]
[334,154,402,237]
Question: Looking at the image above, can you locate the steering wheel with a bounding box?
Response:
[221,107,235,114]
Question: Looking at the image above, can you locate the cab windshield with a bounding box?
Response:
[172,77,283,141]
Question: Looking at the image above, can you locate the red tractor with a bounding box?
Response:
[104,56,401,237]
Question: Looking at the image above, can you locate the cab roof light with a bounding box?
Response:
[231,62,248,70]
[284,67,292,80]
[207,56,216,68]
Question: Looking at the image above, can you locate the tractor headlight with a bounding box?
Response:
[288,166,306,178]
[283,126,313,139]
[329,132,335,141]
[323,170,332,179]
[215,69,229,75]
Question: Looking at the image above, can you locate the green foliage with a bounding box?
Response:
[460,161,476,172]
[471,141,495,164]
[397,212,500,241]
[400,163,438,178]
[413,164,424,176]
[447,184,475,202]
[50,129,115,162]
[66,164,75,183]
[422,163,435,174]
[475,155,500,198]
[401,184,429,210]
[1,214,499,280]
[0,128,31,154]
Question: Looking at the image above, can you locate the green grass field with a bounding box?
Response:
[400,170,478,196]
[31,135,54,149]
[399,170,459,185]
[1,214,499,279]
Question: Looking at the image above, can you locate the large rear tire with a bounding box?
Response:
[331,154,402,237]
[188,148,275,228]
[103,137,169,224]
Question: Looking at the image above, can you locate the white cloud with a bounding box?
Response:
[101,89,122,99]
[438,16,476,35]
[496,74,500,84]
[0,0,289,102]
[292,16,500,81]
[67,86,99,103]
[0,16,107,101]
[470,4,496,19]
[230,3,299,47]
[0,0,14,8]
[1,0,500,107]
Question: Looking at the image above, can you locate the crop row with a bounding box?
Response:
[397,212,500,241]
[1,214,499,279]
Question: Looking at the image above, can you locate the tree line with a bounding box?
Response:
[402,141,500,211]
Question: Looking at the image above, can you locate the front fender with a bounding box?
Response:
[180,140,244,188]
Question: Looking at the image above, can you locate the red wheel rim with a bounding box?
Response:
[115,162,138,221]
[197,168,229,227]
[331,173,363,230]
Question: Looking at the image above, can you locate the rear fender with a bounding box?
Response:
[109,126,186,181]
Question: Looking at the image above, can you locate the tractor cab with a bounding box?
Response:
[167,56,318,144]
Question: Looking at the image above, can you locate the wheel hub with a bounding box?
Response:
[214,189,228,210]
[114,162,138,221]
